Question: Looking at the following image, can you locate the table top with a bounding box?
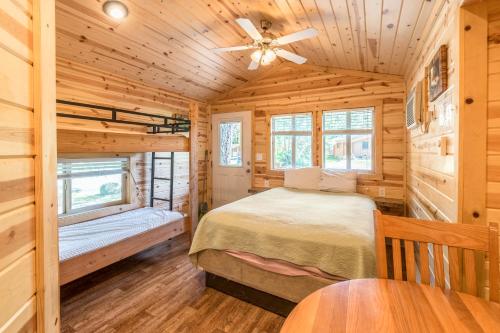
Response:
[280,279,500,333]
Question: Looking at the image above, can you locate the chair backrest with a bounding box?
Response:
[373,210,499,302]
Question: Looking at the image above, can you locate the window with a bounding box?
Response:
[271,113,312,169]
[219,121,242,167]
[322,108,374,171]
[57,158,129,215]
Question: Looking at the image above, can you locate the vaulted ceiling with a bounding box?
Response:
[56,0,439,101]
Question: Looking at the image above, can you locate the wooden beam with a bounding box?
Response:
[458,2,488,225]
[189,103,199,236]
[57,129,189,153]
[33,0,60,332]
[206,105,213,210]
[458,1,488,296]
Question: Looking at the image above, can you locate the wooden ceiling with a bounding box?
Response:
[56,0,439,101]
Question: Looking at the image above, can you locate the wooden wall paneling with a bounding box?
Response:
[0,252,36,329]
[0,103,34,156]
[486,0,500,302]
[213,63,406,201]
[0,0,38,330]
[405,0,461,223]
[56,59,193,116]
[189,103,199,236]
[0,205,36,272]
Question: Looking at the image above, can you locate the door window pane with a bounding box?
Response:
[273,135,293,169]
[219,121,242,167]
[351,134,372,170]
[323,135,347,169]
[71,173,123,211]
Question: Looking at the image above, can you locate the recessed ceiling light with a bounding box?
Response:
[102,1,129,20]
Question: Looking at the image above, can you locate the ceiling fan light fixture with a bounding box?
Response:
[103,1,129,20]
[260,49,276,65]
[251,49,263,62]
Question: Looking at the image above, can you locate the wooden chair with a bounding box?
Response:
[373,210,499,302]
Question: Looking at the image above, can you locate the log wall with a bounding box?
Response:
[405,0,461,222]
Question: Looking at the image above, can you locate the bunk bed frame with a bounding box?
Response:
[58,100,197,285]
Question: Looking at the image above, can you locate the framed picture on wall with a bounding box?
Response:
[427,45,448,102]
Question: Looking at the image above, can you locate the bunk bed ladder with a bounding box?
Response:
[150,152,175,210]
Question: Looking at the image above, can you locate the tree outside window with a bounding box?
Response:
[271,113,312,169]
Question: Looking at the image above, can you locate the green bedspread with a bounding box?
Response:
[189,187,377,279]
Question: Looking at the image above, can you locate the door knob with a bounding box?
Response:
[246,169,251,173]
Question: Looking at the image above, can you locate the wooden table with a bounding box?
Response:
[280,279,500,332]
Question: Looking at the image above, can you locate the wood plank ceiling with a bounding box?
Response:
[56,0,438,101]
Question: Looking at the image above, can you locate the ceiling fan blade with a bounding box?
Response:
[236,18,263,41]
[275,49,307,64]
[212,45,256,53]
[248,60,260,70]
[274,28,318,45]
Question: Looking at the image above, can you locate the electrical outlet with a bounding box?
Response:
[264,179,270,187]
[379,187,386,197]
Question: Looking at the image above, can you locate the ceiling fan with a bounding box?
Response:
[212,19,318,70]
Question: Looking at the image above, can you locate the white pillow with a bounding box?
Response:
[319,170,357,193]
[283,167,320,191]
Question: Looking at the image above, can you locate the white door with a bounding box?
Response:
[212,111,252,208]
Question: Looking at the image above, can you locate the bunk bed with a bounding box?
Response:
[56,100,196,285]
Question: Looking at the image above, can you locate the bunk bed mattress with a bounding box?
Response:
[59,207,183,261]
[189,187,377,280]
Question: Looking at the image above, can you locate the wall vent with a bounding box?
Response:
[406,81,422,129]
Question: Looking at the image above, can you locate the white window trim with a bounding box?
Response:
[58,157,130,217]
[270,112,313,170]
[322,107,376,172]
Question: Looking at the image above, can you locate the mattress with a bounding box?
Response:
[190,187,377,279]
[59,207,183,261]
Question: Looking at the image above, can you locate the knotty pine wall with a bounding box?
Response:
[56,59,208,220]
[1,1,57,331]
[486,0,500,298]
[405,0,461,222]
[212,63,406,201]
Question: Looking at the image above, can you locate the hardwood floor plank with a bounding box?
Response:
[61,234,285,333]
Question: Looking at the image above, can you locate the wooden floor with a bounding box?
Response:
[60,233,285,333]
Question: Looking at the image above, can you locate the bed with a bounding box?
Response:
[59,207,187,285]
[189,187,377,311]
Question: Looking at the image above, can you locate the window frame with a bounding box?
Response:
[270,112,313,170]
[57,157,130,217]
[218,119,243,168]
[320,106,382,178]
